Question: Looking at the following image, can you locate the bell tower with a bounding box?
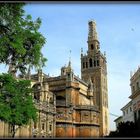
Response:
[81,20,109,136]
[87,20,100,54]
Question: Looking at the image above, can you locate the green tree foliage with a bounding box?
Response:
[0,3,47,75]
[108,121,140,137]
[0,73,37,137]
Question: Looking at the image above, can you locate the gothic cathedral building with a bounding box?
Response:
[81,20,109,136]
[0,20,109,137]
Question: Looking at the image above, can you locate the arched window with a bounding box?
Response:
[91,44,94,50]
[34,123,37,129]
[97,60,99,66]
[86,62,88,68]
[42,123,45,130]
[94,60,96,67]
[49,97,53,104]
[83,62,85,69]
[34,92,40,101]
[89,58,92,67]
[33,84,41,101]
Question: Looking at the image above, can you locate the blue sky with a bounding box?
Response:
[23,3,140,131]
[1,2,140,131]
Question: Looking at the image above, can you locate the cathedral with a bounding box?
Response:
[0,20,109,137]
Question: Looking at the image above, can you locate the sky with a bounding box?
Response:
[20,2,140,131]
[1,2,140,131]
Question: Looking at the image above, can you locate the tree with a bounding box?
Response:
[0,73,37,137]
[0,3,47,137]
[108,121,140,137]
[0,3,47,76]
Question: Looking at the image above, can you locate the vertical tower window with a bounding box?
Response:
[34,123,37,129]
[89,58,93,67]
[136,82,139,89]
[83,62,85,69]
[97,60,99,66]
[49,125,52,131]
[86,62,88,68]
[91,44,94,50]
[42,123,45,130]
[94,60,96,67]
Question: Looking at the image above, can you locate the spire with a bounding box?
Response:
[68,50,71,67]
[66,51,74,82]
[88,20,98,41]
[68,60,71,67]
[81,48,83,56]
[81,48,83,54]
[87,20,100,54]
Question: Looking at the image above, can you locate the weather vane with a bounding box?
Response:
[69,50,71,62]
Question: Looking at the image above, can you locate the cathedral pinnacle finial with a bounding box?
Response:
[68,50,71,67]
[88,20,98,41]
[81,48,83,55]
[130,71,133,78]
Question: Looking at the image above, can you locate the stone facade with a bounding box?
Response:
[30,70,56,138]
[81,20,109,136]
[0,20,109,137]
[0,70,56,138]
[45,62,100,137]
[121,101,134,123]
[116,67,140,129]
[129,67,140,123]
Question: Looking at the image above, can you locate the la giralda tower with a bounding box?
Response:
[81,20,109,136]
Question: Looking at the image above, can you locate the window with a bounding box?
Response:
[136,82,139,89]
[89,58,93,67]
[42,123,45,130]
[38,85,41,90]
[123,111,125,116]
[49,125,52,131]
[91,44,94,50]
[33,84,41,101]
[86,62,88,68]
[130,107,132,112]
[49,97,53,104]
[34,92,40,101]
[94,60,96,67]
[34,123,37,129]
[83,62,85,69]
[68,73,70,78]
[97,60,99,66]
[126,109,128,114]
